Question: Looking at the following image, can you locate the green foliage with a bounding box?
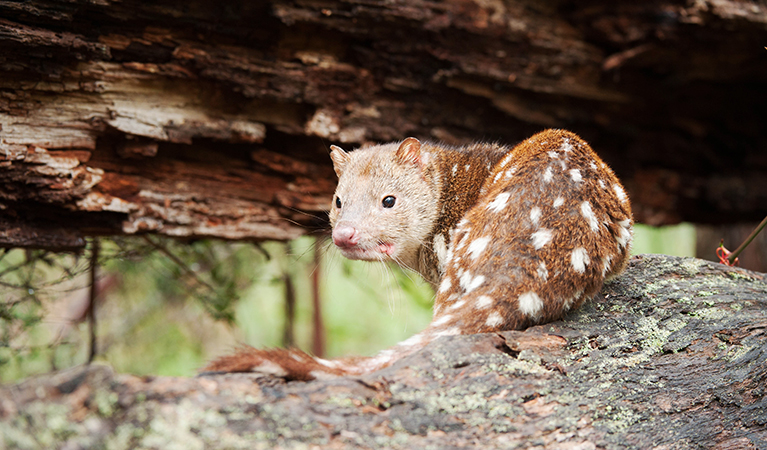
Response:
[632,223,696,257]
[0,248,90,379]
[0,236,435,381]
[1,224,696,382]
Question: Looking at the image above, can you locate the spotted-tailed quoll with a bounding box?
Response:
[204,129,633,380]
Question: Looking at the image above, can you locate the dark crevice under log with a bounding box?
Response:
[1,1,767,249]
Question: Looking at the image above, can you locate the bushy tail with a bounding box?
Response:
[202,328,438,380]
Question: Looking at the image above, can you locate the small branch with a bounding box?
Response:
[282,269,296,348]
[141,235,219,295]
[87,238,99,364]
[311,237,325,358]
[728,215,767,265]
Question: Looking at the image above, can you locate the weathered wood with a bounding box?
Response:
[2,1,767,250]
[1,255,765,448]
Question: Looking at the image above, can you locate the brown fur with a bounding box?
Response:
[204,129,633,380]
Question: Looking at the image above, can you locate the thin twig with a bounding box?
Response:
[282,271,296,348]
[87,238,99,364]
[728,215,767,265]
[141,235,219,295]
[311,237,325,357]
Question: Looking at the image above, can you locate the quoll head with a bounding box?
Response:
[329,138,441,266]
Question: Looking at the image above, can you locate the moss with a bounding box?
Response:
[94,390,119,417]
[726,344,754,363]
[726,271,757,282]
[689,307,730,321]
[597,405,642,433]
[1,402,82,449]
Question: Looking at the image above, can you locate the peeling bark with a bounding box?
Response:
[2,254,765,448]
[2,1,767,250]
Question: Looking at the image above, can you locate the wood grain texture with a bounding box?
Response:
[1,1,766,249]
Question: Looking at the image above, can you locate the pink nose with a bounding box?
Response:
[332,225,359,248]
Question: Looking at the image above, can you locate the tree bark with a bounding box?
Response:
[1,254,765,448]
[2,1,767,250]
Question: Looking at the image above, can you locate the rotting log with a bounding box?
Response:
[1,254,765,449]
[2,1,767,250]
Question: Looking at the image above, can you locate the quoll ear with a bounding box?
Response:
[395,137,428,167]
[329,145,350,178]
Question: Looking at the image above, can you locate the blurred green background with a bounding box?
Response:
[0,222,707,382]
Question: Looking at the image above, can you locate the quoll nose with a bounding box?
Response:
[332,225,359,248]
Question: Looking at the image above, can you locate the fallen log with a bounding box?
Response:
[1,254,764,449]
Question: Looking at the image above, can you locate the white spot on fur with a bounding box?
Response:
[432,314,453,327]
[433,234,448,267]
[314,357,338,368]
[547,151,558,159]
[464,164,471,171]
[570,169,582,182]
[560,138,573,152]
[315,358,339,369]
[445,244,454,268]
[438,276,452,294]
[254,361,288,377]
[485,312,504,327]
[456,230,471,251]
[571,247,590,273]
[368,349,396,367]
[531,229,553,249]
[452,164,458,176]
[518,291,544,318]
[476,295,494,309]
[499,153,515,168]
[468,236,490,260]
[434,327,460,338]
[598,179,606,189]
[494,171,503,182]
[563,289,584,312]
[449,299,466,310]
[504,168,515,179]
[590,162,597,170]
[530,207,541,226]
[543,167,553,182]
[602,254,614,276]
[614,184,627,202]
[617,219,633,249]
[537,262,548,281]
[460,272,485,294]
[553,197,564,208]
[580,201,599,232]
[488,192,510,212]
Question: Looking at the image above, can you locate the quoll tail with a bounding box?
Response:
[202,332,434,380]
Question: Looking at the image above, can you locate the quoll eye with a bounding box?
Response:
[335,197,342,208]
[382,196,396,208]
